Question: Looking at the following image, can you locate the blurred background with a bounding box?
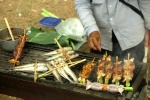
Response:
[0,0,77,99]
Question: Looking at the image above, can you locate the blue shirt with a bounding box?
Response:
[74,0,150,51]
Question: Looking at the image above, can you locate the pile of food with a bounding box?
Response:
[8,36,135,95]
[78,53,134,94]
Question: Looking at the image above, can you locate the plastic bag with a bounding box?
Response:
[55,18,85,38]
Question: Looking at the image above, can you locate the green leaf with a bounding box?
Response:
[27,27,61,45]
[58,36,69,46]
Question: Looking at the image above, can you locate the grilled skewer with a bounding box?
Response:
[78,58,95,85]
[104,56,114,84]
[86,80,130,95]
[97,55,107,83]
[123,54,135,87]
[112,56,123,85]
[9,30,28,66]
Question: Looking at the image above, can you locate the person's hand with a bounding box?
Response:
[88,31,101,51]
[145,30,150,47]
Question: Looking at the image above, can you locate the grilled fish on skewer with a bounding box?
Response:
[50,60,75,84]
[86,80,104,91]
[47,63,63,84]
[78,58,95,85]
[13,63,48,72]
[37,59,86,80]
[44,47,72,56]
[86,80,125,95]
[46,53,79,61]
[112,56,122,85]
[45,50,75,61]
[57,58,78,83]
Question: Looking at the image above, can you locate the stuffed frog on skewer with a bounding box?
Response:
[112,56,123,85]
[123,54,135,87]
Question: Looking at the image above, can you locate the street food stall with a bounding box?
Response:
[0,41,148,100]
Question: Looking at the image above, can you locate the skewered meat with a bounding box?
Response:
[97,55,107,83]
[9,32,28,65]
[78,59,95,85]
[104,56,114,84]
[112,56,122,85]
[123,54,135,87]
[123,69,134,82]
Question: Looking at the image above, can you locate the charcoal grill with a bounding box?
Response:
[0,42,148,100]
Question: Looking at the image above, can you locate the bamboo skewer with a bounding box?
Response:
[38,59,86,78]
[12,29,26,67]
[54,38,72,63]
[4,18,15,41]
[37,38,86,78]
[34,58,38,82]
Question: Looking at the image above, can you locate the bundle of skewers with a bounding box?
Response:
[95,53,135,87]
[37,38,86,84]
[8,33,135,94]
[77,53,135,94]
[11,38,86,84]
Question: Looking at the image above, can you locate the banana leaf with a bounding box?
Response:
[27,27,61,45]
[27,27,86,49]
[58,36,70,47]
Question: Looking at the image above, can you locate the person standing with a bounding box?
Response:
[74,0,150,62]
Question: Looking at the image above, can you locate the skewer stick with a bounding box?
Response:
[4,18,15,41]
[54,38,72,63]
[38,59,86,78]
[54,38,62,49]
[116,56,118,63]
[68,59,86,67]
[34,58,38,82]
[128,53,130,61]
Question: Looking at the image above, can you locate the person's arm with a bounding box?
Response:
[138,0,150,30]
[145,30,150,47]
[74,0,101,51]
[139,0,150,46]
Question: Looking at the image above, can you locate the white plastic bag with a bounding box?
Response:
[55,18,85,38]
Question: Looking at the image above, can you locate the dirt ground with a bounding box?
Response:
[0,0,77,99]
[0,0,77,29]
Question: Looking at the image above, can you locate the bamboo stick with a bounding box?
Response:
[4,18,15,41]
[38,59,86,78]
